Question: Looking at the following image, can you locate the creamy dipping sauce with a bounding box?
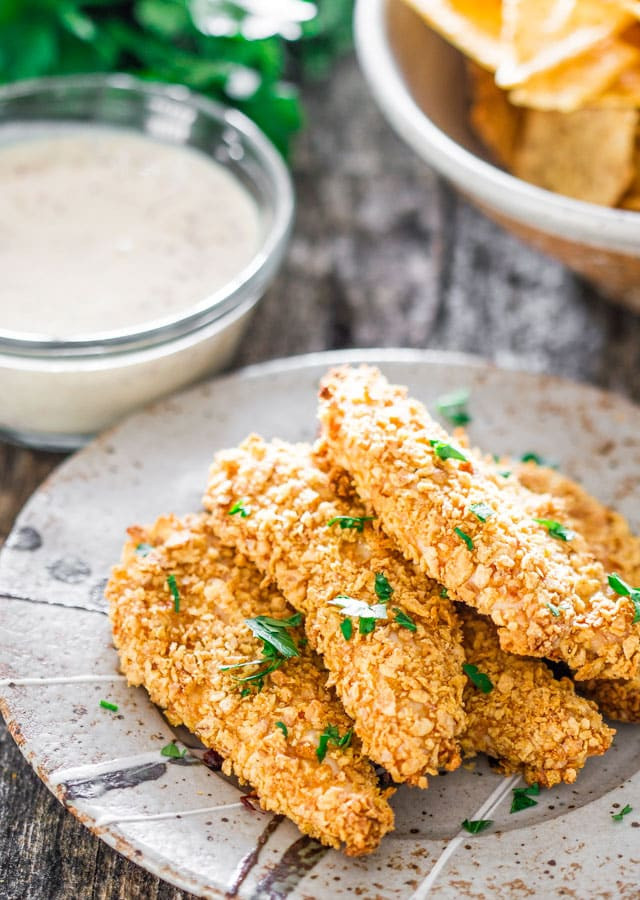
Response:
[0,129,261,337]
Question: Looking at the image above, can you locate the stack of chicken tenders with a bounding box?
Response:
[108,366,640,856]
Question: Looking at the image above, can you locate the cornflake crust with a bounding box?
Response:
[317,365,640,681]
[107,513,394,855]
[203,437,467,787]
[459,607,614,786]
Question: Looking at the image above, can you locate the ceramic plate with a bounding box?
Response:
[2,349,640,899]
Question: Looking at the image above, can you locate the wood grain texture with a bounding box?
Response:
[1,55,640,899]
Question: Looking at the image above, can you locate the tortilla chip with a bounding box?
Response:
[468,62,522,166]
[512,106,637,205]
[404,0,503,70]
[497,0,633,87]
[508,36,640,110]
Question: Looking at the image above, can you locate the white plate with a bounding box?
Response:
[2,349,640,899]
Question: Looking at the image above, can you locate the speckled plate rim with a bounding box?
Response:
[2,347,640,900]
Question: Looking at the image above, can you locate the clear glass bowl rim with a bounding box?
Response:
[0,73,294,356]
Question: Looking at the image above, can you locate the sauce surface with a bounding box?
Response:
[0,129,261,337]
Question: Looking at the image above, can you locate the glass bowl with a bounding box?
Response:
[0,73,294,450]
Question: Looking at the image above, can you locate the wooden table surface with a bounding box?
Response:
[2,56,640,900]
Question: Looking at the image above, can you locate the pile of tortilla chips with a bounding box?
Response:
[406,0,640,208]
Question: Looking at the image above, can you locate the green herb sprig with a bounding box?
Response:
[533,519,576,542]
[329,594,388,636]
[327,515,375,532]
[511,783,540,813]
[430,440,468,463]
[229,500,251,518]
[393,608,416,631]
[462,818,492,834]
[608,574,640,623]
[455,527,474,550]
[436,389,471,426]
[612,803,633,822]
[99,700,118,712]
[462,663,493,694]
[220,612,302,692]
[167,574,180,612]
[316,724,353,762]
[374,572,394,602]
[469,502,494,523]
[161,741,186,759]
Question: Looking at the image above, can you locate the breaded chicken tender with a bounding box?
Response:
[321,446,617,781]
[513,461,640,723]
[108,513,394,855]
[203,437,467,787]
[459,607,614,786]
[318,365,640,681]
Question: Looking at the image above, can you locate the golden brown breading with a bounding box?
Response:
[107,513,394,855]
[203,437,467,787]
[318,365,640,681]
[459,607,614,786]
[512,462,640,723]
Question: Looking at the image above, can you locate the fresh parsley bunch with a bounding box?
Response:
[0,0,353,156]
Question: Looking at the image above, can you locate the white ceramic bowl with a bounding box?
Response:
[355,0,640,312]
[0,75,294,451]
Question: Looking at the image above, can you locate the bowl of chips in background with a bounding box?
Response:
[355,0,640,313]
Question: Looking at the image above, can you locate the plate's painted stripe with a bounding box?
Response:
[227,815,285,897]
[0,590,108,615]
[50,750,173,786]
[408,774,521,900]
[0,674,126,687]
[95,800,244,826]
[249,836,328,899]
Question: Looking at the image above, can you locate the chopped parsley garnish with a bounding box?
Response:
[374,572,394,602]
[436,389,471,426]
[99,700,118,712]
[327,515,375,532]
[135,542,152,557]
[608,574,640,623]
[511,783,540,813]
[498,470,511,478]
[462,818,492,834]
[612,803,633,822]
[275,721,288,738]
[329,595,388,621]
[533,518,576,542]
[440,587,449,598]
[455,527,474,550]
[240,687,251,698]
[359,617,377,635]
[161,741,186,759]
[340,619,353,641]
[393,608,417,631]
[220,612,302,692]
[462,663,493,694]
[229,500,251,518]
[546,602,562,618]
[316,725,353,762]
[520,452,558,469]
[167,574,181,612]
[469,502,494,523]
[430,440,468,463]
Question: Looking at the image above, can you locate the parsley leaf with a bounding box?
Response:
[462,663,493,694]
[374,572,394,602]
[455,527,474,550]
[340,618,353,641]
[520,452,558,469]
[612,803,633,822]
[220,613,302,691]
[462,818,492,834]
[608,574,640,624]
[359,617,377,635]
[546,602,562,618]
[275,721,288,738]
[430,440,468,462]
[229,500,251,518]
[167,574,180,612]
[327,515,375,532]
[436,389,471,426]
[533,518,576,542]
[469,502,494,523]
[135,542,153,556]
[161,741,186,759]
[511,783,540,813]
[440,587,449,598]
[99,700,118,712]
[316,725,353,762]
[393,608,417,631]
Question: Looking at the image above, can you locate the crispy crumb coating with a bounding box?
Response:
[315,443,615,780]
[318,365,640,680]
[514,462,640,723]
[202,437,467,787]
[459,607,614,787]
[107,513,394,855]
